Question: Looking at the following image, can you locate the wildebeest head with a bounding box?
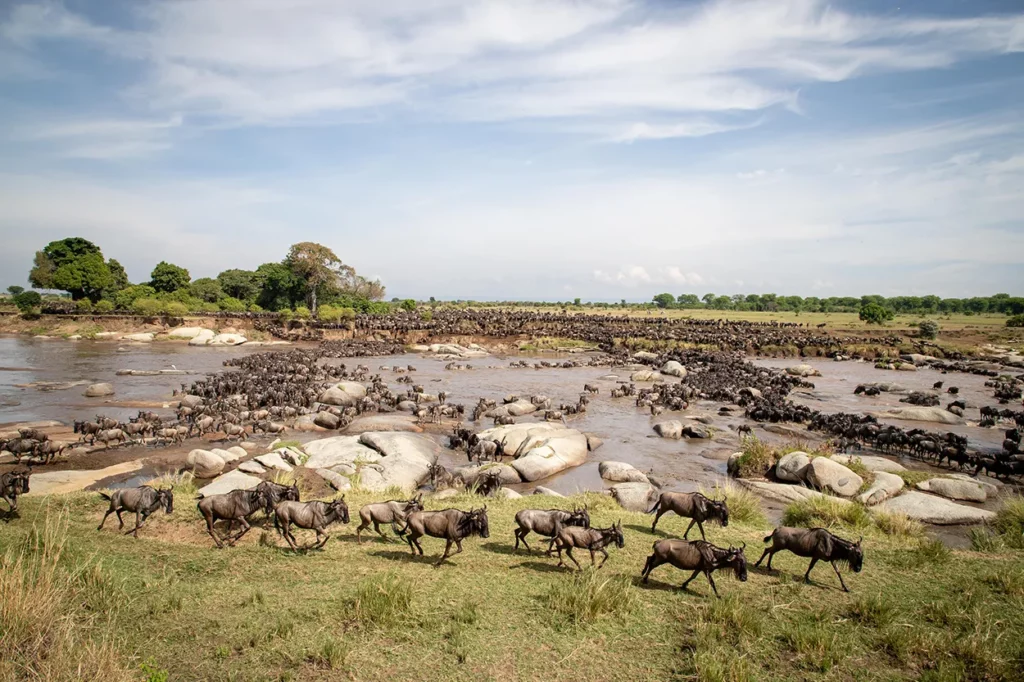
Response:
[608,520,624,548]
[727,543,748,582]
[285,482,300,503]
[329,496,350,524]
[463,507,489,539]
[158,488,174,514]
[845,537,864,573]
[405,494,424,515]
[710,498,729,528]
[569,506,590,528]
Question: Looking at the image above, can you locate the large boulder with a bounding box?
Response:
[211,448,244,463]
[197,470,262,497]
[292,414,328,432]
[344,415,423,434]
[318,381,367,407]
[775,451,811,483]
[877,491,995,525]
[585,434,603,451]
[474,423,588,483]
[610,482,657,512]
[505,400,539,417]
[917,478,987,502]
[599,461,649,484]
[237,460,266,474]
[495,488,523,500]
[166,327,209,340]
[873,407,963,425]
[633,351,659,362]
[682,424,710,439]
[653,421,683,439]
[830,454,906,473]
[533,486,564,497]
[857,471,904,505]
[314,411,341,430]
[303,436,381,469]
[84,383,114,398]
[315,468,352,491]
[786,364,821,377]
[122,332,155,342]
[208,333,247,346]
[631,370,659,382]
[660,361,687,378]
[187,329,216,346]
[900,353,937,366]
[356,432,440,491]
[804,458,863,498]
[254,451,293,472]
[727,452,744,476]
[738,479,851,505]
[187,449,226,478]
[456,464,522,486]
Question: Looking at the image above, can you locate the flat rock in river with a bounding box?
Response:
[599,461,649,483]
[917,477,986,502]
[318,381,368,407]
[84,382,115,397]
[872,407,963,425]
[857,471,904,506]
[345,415,423,433]
[660,360,687,378]
[876,491,994,525]
[653,420,683,439]
[738,479,851,505]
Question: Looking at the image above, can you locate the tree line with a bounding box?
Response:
[13,237,386,318]
[652,292,1024,316]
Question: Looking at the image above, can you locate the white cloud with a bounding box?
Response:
[594,266,704,288]
[20,115,183,159]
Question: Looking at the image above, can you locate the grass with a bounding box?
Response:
[782,496,873,530]
[2,490,1023,681]
[699,479,767,526]
[732,437,778,478]
[991,495,1024,549]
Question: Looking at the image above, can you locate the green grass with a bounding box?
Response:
[782,496,874,530]
[991,495,1024,549]
[2,490,1023,681]
[699,479,767,526]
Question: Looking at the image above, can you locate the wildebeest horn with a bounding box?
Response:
[857,536,863,545]
[740,542,746,551]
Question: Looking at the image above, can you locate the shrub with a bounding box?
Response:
[873,511,924,538]
[94,299,114,314]
[131,298,164,316]
[1007,314,1024,328]
[294,306,311,320]
[917,319,939,339]
[859,303,895,325]
[247,303,264,313]
[782,497,872,530]
[317,304,342,323]
[198,302,220,313]
[164,301,188,317]
[733,437,777,478]
[218,296,246,313]
[74,298,93,313]
[13,290,42,314]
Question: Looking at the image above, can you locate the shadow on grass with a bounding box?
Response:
[623,523,669,537]
[369,549,457,566]
[511,560,570,574]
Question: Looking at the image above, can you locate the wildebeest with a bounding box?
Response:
[551,519,624,570]
[398,507,490,566]
[97,486,174,537]
[756,527,864,592]
[1,468,31,514]
[641,538,748,597]
[255,480,300,517]
[648,492,729,539]
[196,488,268,548]
[513,506,590,554]
[356,495,423,543]
[274,497,350,550]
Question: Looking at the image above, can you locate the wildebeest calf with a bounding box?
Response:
[513,506,590,554]
[97,486,174,537]
[356,494,423,543]
[756,527,864,592]
[398,507,490,566]
[274,497,350,550]
[551,519,624,570]
[648,491,729,539]
[641,538,748,598]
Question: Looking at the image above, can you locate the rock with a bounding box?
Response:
[187,329,216,346]
[877,491,995,525]
[397,400,417,413]
[197,470,262,498]
[187,449,226,478]
[653,420,683,439]
[873,407,963,425]
[456,464,522,486]
[505,400,538,417]
[775,451,811,483]
[303,436,381,469]
[945,473,999,495]
[314,411,341,429]
[211,448,244,463]
[345,415,423,433]
[208,333,247,346]
[585,434,603,451]
[805,458,863,497]
[737,479,851,505]
[316,468,352,491]
[786,364,821,377]
[896,363,918,372]
[727,452,744,476]
[83,382,115,397]
[474,423,589,482]
[318,381,367,407]
[122,332,155,342]
[178,394,204,409]
[610,482,657,512]
[166,327,209,340]
[292,414,328,432]
[495,488,522,499]
[682,424,710,439]
[533,486,564,497]
[116,369,190,376]
[330,463,357,476]
[428,343,488,358]
[739,387,762,399]
[631,370,659,382]
[829,454,906,473]
[433,488,460,499]
[255,452,293,472]
[660,360,687,378]
[857,471,904,505]
[276,447,304,465]
[633,351,659,362]
[356,432,440,491]
[900,353,937,366]
[599,461,649,484]
[237,460,266,474]
[917,478,987,502]
[94,332,118,338]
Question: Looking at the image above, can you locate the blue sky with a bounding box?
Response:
[1,0,1022,301]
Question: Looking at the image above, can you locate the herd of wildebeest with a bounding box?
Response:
[2,312,1022,596]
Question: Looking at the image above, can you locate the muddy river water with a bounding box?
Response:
[1,337,1016,515]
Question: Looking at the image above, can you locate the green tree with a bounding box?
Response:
[218,297,246,313]
[150,261,191,293]
[13,290,42,314]
[653,293,675,308]
[190,278,224,303]
[676,294,701,308]
[285,242,353,316]
[106,258,129,293]
[859,302,894,325]
[254,262,301,311]
[217,269,259,302]
[7,285,24,295]
[400,299,416,312]
[114,284,157,310]
[51,252,112,302]
[918,320,939,339]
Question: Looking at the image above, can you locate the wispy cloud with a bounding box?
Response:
[21,115,183,159]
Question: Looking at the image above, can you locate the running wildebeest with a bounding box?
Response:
[551,518,624,570]
[255,480,300,517]
[274,497,350,550]
[641,538,748,597]
[97,486,174,537]
[355,494,423,543]
[196,488,269,548]
[398,506,490,566]
[756,527,864,592]
[1,468,30,514]
[513,506,590,554]
[648,491,729,539]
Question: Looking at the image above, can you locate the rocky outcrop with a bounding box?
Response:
[585,434,604,451]
[428,343,488,358]
[315,468,352,491]
[166,327,210,340]
[738,479,852,505]
[599,461,649,484]
[830,454,906,473]
[805,458,863,497]
[631,370,659,382]
[187,329,216,346]
[314,412,341,429]
[877,491,994,525]
[653,421,683,439]
[660,361,687,378]
[475,423,589,482]
[786,364,821,377]
[775,451,810,483]
[857,471,904,505]
[303,436,380,469]
[318,381,368,407]
[872,407,963,425]
[187,449,226,478]
[237,460,266,474]
[255,451,293,472]
[356,432,440,491]
[917,478,987,502]
[84,383,115,397]
[122,333,155,342]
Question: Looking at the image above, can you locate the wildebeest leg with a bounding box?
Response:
[281,522,299,550]
[705,571,720,598]
[565,547,582,571]
[754,547,772,569]
[204,514,225,549]
[229,518,254,545]
[545,537,557,556]
[355,521,367,543]
[125,509,150,537]
[374,521,389,541]
[683,518,697,540]
[554,541,565,568]
[696,520,707,541]
[115,510,125,530]
[680,569,702,591]
[412,532,424,555]
[435,539,454,567]
[641,553,664,582]
[314,529,328,549]
[651,508,668,532]
[514,528,527,552]
[405,532,417,554]
[830,561,849,592]
[597,547,609,568]
[97,507,115,530]
[803,557,819,584]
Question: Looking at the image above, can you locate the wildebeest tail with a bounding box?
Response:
[646,499,660,515]
[97,492,112,501]
[763,532,774,543]
[393,521,409,536]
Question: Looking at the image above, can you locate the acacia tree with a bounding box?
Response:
[285,242,354,316]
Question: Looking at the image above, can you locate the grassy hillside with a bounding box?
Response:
[2,488,1023,682]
